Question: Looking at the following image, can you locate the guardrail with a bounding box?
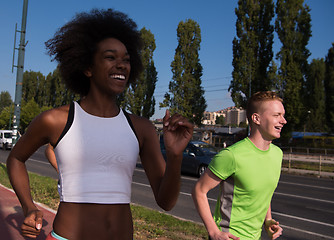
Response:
[280,146,334,157]
[282,152,334,178]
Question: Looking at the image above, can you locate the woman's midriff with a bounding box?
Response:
[53,202,133,240]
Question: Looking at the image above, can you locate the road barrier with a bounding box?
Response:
[282,150,334,178]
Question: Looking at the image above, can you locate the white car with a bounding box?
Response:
[0,130,13,150]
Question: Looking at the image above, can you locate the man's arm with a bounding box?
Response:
[192,169,239,240]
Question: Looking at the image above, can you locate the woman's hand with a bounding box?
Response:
[162,110,194,157]
[21,209,43,239]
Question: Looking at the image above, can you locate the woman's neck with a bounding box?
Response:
[79,94,120,118]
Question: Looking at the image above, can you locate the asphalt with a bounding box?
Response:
[0,184,56,240]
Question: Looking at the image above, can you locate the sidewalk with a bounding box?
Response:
[0,184,56,240]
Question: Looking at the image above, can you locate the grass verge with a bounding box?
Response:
[0,163,207,239]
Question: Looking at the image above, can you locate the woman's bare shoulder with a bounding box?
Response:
[126,113,158,144]
[127,114,156,132]
[38,105,70,126]
[26,104,72,145]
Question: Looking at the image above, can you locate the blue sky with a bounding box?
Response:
[1,0,333,119]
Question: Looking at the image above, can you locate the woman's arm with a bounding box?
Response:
[45,143,58,173]
[136,110,193,211]
[7,107,67,238]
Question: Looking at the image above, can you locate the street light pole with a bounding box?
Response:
[12,0,29,145]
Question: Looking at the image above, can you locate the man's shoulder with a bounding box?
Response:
[270,143,283,154]
[226,138,250,151]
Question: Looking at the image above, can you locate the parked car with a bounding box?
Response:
[160,138,218,177]
[0,130,13,150]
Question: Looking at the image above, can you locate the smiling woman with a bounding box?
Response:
[45,9,143,97]
[85,38,131,97]
[6,8,193,240]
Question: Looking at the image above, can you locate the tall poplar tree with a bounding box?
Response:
[275,0,311,132]
[123,27,157,119]
[160,19,206,126]
[304,59,326,132]
[230,0,275,108]
[325,43,334,133]
[22,71,44,103]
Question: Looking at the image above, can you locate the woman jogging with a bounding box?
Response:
[7,8,193,240]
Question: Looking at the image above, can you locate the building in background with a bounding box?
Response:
[202,107,247,126]
[202,111,225,125]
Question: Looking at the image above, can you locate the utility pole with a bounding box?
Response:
[12,0,28,145]
[247,67,252,136]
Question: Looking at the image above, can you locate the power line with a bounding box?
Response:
[205,88,229,93]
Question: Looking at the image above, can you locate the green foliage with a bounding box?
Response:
[230,0,275,108]
[0,91,13,113]
[0,105,14,129]
[304,58,326,132]
[20,98,41,132]
[131,204,207,239]
[0,91,14,129]
[161,19,206,126]
[239,121,248,128]
[0,163,11,188]
[325,43,334,133]
[123,28,158,119]
[22,71,44,103]
[275,0,312,133]
[215,115,225,126]
[22,69,79,109]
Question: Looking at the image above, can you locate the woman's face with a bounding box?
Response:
[85,38,131,96]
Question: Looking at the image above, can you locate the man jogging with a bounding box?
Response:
[192,91,286,240]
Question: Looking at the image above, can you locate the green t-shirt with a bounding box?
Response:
[209,137,282,239]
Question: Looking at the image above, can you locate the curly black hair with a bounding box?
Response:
[45,8,143,96]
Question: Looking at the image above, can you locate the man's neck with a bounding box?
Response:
[248,133,272,151]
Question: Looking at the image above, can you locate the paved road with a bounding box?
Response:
[1,147,333,239]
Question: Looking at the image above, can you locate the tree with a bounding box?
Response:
[22,71,44,103]
[53,68,75,107]
[160,19,206,126]
[122,28,158,119]
[304,58,326,132]
[0,105,14,129]
[325,43,334,133]
[0,91,13,113]
[275,0,311,133]
[20,98,40,132]
[22,69,79,109]
[215,115,225,126]
[230,0,275,108]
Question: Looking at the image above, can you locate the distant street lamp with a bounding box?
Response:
[303,110,311,136]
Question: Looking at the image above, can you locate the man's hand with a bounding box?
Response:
[264,219,283,239]
[209,230,240,240]
[21,209,43,239]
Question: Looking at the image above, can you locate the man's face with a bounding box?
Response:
[256,100,287,141]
